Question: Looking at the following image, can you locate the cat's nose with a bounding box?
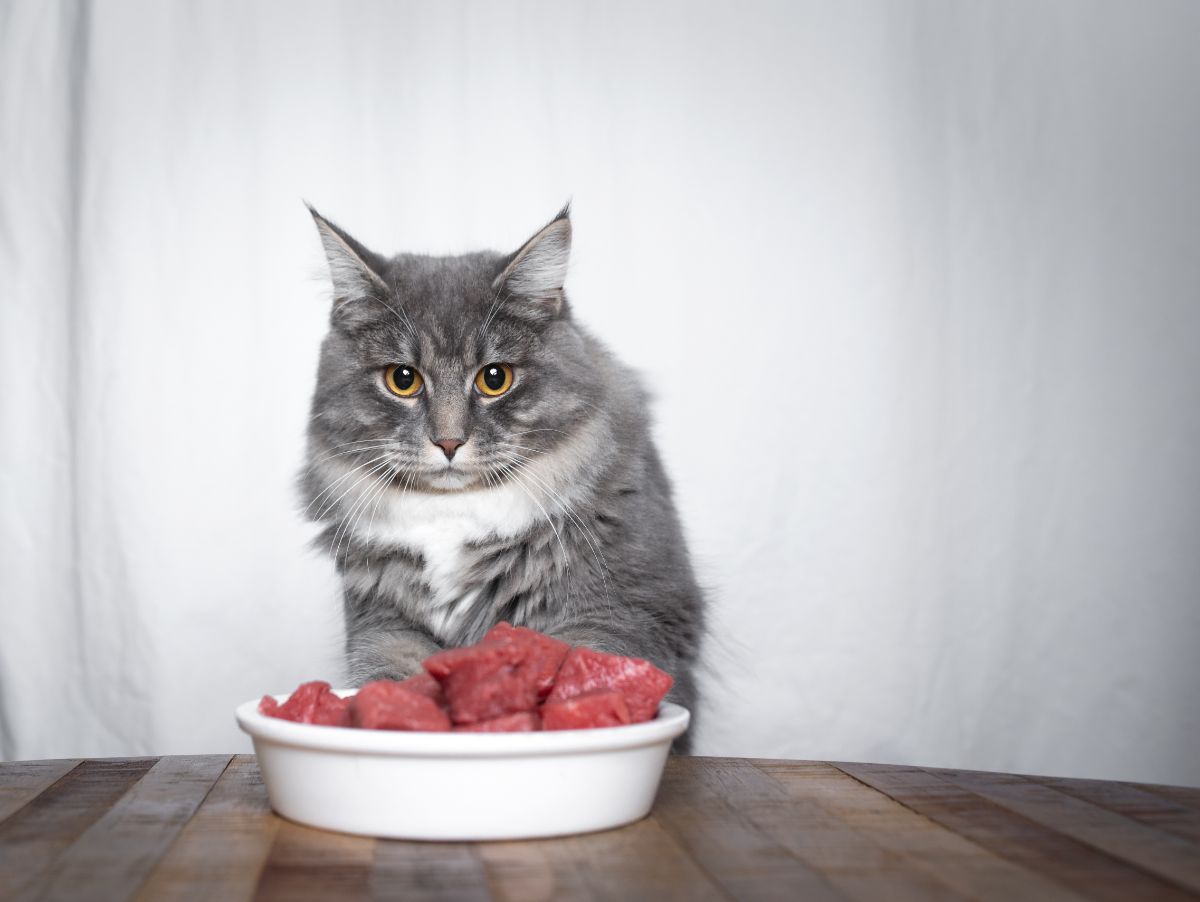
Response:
[433,437,465,461]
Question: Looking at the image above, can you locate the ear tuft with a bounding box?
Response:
[493,207,572,319]
[307,204,388,305]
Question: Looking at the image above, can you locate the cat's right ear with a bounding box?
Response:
[307,204,389,321]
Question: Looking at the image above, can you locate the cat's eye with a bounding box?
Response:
[474,363,514,397]
[384,364,424,397]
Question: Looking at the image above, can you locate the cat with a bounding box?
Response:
[299,204,706,739]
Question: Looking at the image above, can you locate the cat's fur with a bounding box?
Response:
[300,205,706,735]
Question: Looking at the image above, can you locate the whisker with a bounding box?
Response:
[316,454,396,523]
[329,458,398,561]
[508,428,571,438]
[494,442,547,455]
[350,466,398,562]
[358,462,401,578]
[312,443,401,465]
[364,463,406,564]
[306,452,396,517]
[497,450,614,616]
[477,282,507,343]
[495,460,572,609]
[315,437,400,451]
[363,295,420,345]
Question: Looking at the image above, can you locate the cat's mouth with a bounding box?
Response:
[379,451,524,493]
[388,463,487,493]
[425,470,475,491]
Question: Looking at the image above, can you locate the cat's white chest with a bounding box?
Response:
[368,480,544,633]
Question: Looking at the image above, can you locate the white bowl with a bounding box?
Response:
[235,692,689,840]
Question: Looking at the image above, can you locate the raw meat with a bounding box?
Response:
[481,622,570,699]
[400,671,447,708]
[351,680,451,731]
[453,711,542,733]
[259,680,351,727]
[547,648,673,722]
[541,690,631,730]
[424,640,536,724]
[258,624,675,733]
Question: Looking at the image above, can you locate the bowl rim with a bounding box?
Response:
[236,692,689,758]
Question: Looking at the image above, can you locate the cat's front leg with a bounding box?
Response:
[345,627,441,685]
[545,622,659,665]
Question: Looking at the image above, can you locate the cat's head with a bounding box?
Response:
[304,204,604,501]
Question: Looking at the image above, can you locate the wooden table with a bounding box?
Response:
[2,755,1199,900]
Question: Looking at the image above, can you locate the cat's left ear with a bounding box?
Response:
[493,204,572,322]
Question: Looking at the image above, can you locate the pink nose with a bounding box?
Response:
[433,438,465,461]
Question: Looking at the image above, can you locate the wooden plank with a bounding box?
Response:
[18,755,231,902]
[476,838,561,902]
[133,755,279,902]
[0,758,81,824]
[837,762,1195,902]
[0,757,158,899]
[929,766,1200,895]
[252,818,375,901]
[369,841,491,902]
[1,754,1194,902]
[759,759,1086,902]
[652,757,845,901]
[676,758,961,901]
[1136,783,1200,814]
[1034,775,1200,846]
[479,813,727,902]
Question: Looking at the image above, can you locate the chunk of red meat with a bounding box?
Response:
[276,680,330,721]
[399,671,447,708]
[311,691,352,727]
[481,622,569,699]
[452,711,542,733]
[259,681,351,727]
[541,689,631,730]
[424,640,537,724]
[263,680,332,723]
[351,680,451,731]
[547,648,673,722]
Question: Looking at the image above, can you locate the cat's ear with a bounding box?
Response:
[307,204,389,309]
[493,204,572,321]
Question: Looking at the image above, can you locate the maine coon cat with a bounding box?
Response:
[300,205,706,728]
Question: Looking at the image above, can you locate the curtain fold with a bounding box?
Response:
[3,0,1199,784]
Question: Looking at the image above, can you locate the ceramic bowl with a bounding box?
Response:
[235,692,689,840]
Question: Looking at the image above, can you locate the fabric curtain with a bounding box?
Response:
[3,0,1199,784]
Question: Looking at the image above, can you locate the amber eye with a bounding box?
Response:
[384,364,424,397]
[474,363,514,397]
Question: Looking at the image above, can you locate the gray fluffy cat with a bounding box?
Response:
[300,204,706,731]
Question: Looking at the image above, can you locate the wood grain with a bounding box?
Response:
[651,757,842,901]
[836,761,1196,902]
[3,754,1199,901]
[17,755,230,902]
[929,766,1200,895]
[672,758,959,901]
[370,840,490,902]
[1035,774,1200,845]
[479,813,725,901]
[133,755,279,902]
[1140,783,1200,813]
[252,818,375,901]
[760,760,1088,902]
[0,757,157,899]
[0,758,81,825]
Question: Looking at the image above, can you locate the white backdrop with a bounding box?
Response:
[3,0,1199,785]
